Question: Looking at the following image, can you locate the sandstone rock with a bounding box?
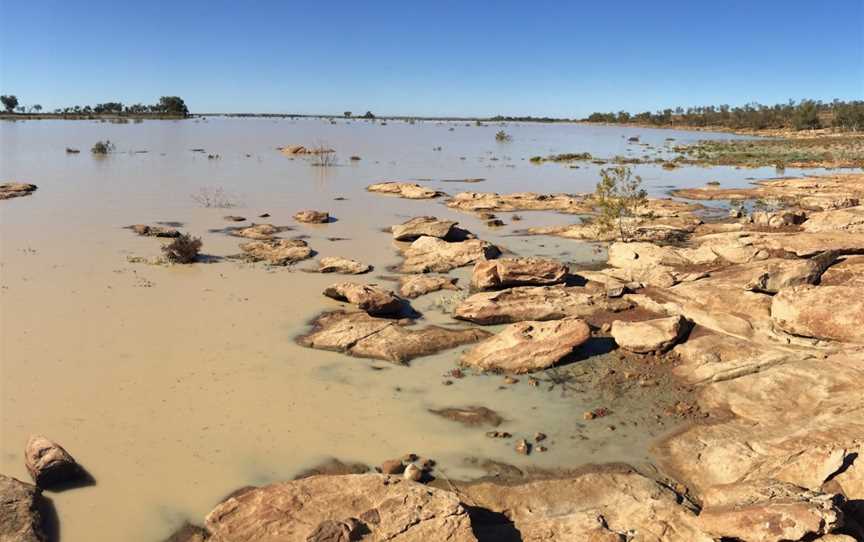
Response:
[802,206,864,233]
[398,275,458,298]
[446,191,593,213]
[429,406,503,427]
[403,464,423,482]
[317,257,371,275]
[293,210,330,224]
[471,257,567,290]
[710,254,837,294]
[391,216,458,241]
[454,286,603,325]
[231,223,286,240]
[223,215,246,222]
[0,182,37,200]
[322,282,403,316]
[129,224,181,238]
[460,318,590,374]
[772,285,864,343]
[297,311,490,364]
[610,316,687,353]
[366,182,443,199]
[204,474,477,542]
[25,435,82,488]
[380,459,404,475]
[400,237,499,273]
[751,209,806,228]
[238,239,313,265]
[0,475,46,542]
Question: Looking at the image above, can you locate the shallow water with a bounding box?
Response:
[0,118,824,541]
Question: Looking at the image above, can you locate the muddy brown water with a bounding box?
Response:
[0,118,824,541]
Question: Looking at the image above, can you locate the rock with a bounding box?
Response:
[238,239,313,265]
[24,435,82,488]
[223,215,246,222]
[380,459,404,475]
[0,182,38,200]
[803,206,864,233]
[400,237,500,273]
[0,475,46,542]
[751,209,806,228]
[610,315,687,353]
[515,439,531,455]
[454,286,605,325]
[294,210,330,224]
[446,191,593,213]
[322,282,403,316]
[398,275,459,298]
[429,406,503,427]
[304,518,363,542]
[470,257,568,290]
[771,285,864,343]
[391,216,458,241]
[129,224,181,238]
[204,473,476,541]
[366,182,443,199]
[232,223,286,240]
[280,144,333,156]
[709,254,838,294]
[297,311,490,364]
[403,464,423,482]
[534,432,547,442]
[460,318,590,374]
[318,257,371,275]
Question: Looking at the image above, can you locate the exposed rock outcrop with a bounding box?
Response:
[398,275,459,298]
[317,257,371,275]
[610,315,687,353]
[322,282,403,317]
[391,216,463,241]
[771,285,864,343]
[0,182,37,200]
[238,239,313,265]
[471,257,568,290]
[0,475,46,542]
[367,182,443,199]
[400,237,500,273]
[454,286,607,325]
[293,210,330,223]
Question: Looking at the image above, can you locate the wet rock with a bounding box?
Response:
[0,182,38,200]
[515,439,531,455]
[403,464,423,482]
[318,257,371,275]
[163,522,209,542]
[380,459,404,475]
[461,318,590,374]
[534,432,546,442]
[0,475,46,542]
[231,223,288,240]
[223,215,246,222]
[129,224,181,238]
[294,458,370,479]
[366,182,443,199]
[239,239,313,265]
[471,257,568,290]
[297,310,490,364]
[400,237,500,273]
[610,315,687,353]
[398,275,459,298]
[429,406,503,427]
[25,435,82,488]
[204,473,476,541]
[454,285,604,325]
[391,216,458,241]
[771,285,864,343]
[294,210,330,224]
[322,282,403,316]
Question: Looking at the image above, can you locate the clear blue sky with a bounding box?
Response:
[1,0,861,117]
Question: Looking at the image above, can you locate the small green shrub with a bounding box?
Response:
[495,130,512,142]
[593,166,647,241]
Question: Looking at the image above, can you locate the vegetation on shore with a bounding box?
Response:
[0,95,190,119]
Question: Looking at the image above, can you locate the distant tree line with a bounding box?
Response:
[0,95,189,117]
[584,99,864,132]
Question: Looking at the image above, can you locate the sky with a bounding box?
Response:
[1,0,862,117]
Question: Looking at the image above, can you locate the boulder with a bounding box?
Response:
[771,285,864,343]
[471,257,568,290]
[454,286,603,325]
[398,275,459,298]
[25,435,82,488]
[751,209,806,228]
[293,210,330,224]
[128,224,181,238]
[231,224,285,240]
[317,257,371,275]
[0,475,46,542]
[0,182,37,200]
[400,237,499,273]
[391,216,458,241]
[297,311,490,364]
[204,474,477,542]
[802,206,864,233]
[610,316,687,353]
[238,239,313,265]
[322,282,403,316]
[428,406,503,427]
[366,182,443,199]
[460,318,590,374]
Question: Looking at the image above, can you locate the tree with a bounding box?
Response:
[157,96,189,116]
[593,166,647,241]
[362,110,375,119]
[33,104,42,113]
[1,95,18,113]
[343,111,352,118]
[792,100,821,130]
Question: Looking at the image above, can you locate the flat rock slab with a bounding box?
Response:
[297,310,490,364]
[317,257,371,275]
[204,473,477,542]
[238,239,313,265]
[771,285,864,343]
[446,191,592,213]
[25,435,82,488]
[323,282,403,316]
[461,318,590,374]
[128,224,181,238]
[294,210,330,223]
[367,182,443,199]
[0,182,37,200]
[391,216,458,241]
[454,285,605,325]
[471,257,567,290]
[400,237,500,273]
[428,406,503,427]
[0,475,46,542]
[611,315,687,353]
[398,275,459,298]
[229,223,291,240]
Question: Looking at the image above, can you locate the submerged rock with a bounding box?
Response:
[0,475,46,542]
[128,224,181,238]
[297,310,490,364]
[204,473,476,542]
[25,435,82,488]
[0,182,38,200]
[238,239,313,265]
[454,285,604,325]
[400,237,500,273]
[391,216,459,241]
[317,257,371,275]
[293,210,330,224]
[322,282,403,316]
[771,285,864,343]
[398,275,459,298]
[429,406,503,427]
[460,318,590,374]
[471,257,568,290]
[366,182,443,199]
[610,315,687,353]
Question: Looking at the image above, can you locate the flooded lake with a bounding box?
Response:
[0,118,814,541]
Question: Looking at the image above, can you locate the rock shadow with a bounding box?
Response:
[464,505,522,542]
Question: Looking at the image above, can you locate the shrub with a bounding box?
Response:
[91,140,115,154]
[190,186,238,208]
[593,166,647,241]
[162,234,202,263]
[495,130,512,142]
